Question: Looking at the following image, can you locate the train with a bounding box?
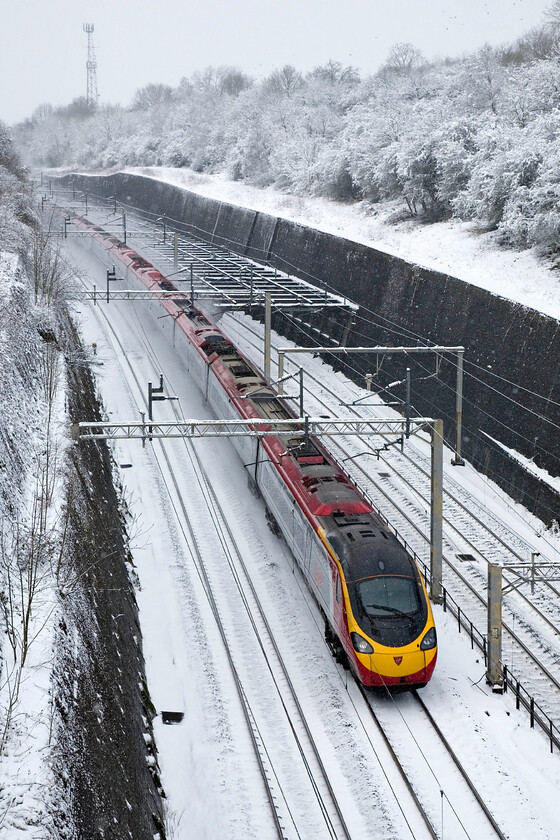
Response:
[72,213,437,689]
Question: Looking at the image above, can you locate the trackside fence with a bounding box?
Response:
[417,559,560,754]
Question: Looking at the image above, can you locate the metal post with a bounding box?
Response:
[190,264,194,303]
[264,292,271,382]
[122,211,127,244]
[174,233,178,269]
[452,349,465,465]
[365,374,373,391]
[249,267,254,310]
[487,564,503,690]
[340,311,355,347]
[147,375,177,440]
[430,419,443,603]
[147,381,154,440]
[405,367,411,439]
[106,265,116,304]
[531,552,540,594]
[85,193,88,214]
[278,352,285,394]
[299,368,304,418]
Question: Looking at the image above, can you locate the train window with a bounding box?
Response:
[336,573,342,603]
[357,576,420,617]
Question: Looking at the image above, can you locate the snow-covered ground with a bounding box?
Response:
[0,251,69,836]
[60,221,560,839]
[4,168,560,837]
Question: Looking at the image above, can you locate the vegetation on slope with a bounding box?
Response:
[14,7,560,254]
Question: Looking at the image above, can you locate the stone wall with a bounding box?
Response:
[57,172,560,525]
[53,316,165,840]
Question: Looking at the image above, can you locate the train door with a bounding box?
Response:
[303,524,313,575]
[332,564,345,636]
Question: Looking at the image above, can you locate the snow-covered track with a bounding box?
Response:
[71,194,560,741]
[80,288,356,840]
[63,220,454,839]
[362,688,509,840]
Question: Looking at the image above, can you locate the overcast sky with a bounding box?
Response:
[0,0,552,125]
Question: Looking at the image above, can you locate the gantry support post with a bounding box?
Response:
[278,352,285,394]
[487,564,503,691]
[452,349,465,465]
[430,419,443,603]
[264,292,271,382]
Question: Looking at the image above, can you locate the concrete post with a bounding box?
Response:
[264,292,271,382]
[452,349,465,465]
[487,564,503,690]
[430,419,443,603]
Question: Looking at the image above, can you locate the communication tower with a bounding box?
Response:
[83,23,99,110]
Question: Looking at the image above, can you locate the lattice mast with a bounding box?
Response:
[83,23,99,110]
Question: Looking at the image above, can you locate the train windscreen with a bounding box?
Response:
[357,576,421,618]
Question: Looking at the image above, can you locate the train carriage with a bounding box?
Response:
[73,214,438,688]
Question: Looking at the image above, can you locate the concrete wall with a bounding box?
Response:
[57,172,560,525]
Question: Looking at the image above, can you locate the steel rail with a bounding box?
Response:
[70,268,291,839]
[73,263,355,839]
[411,692,508,840]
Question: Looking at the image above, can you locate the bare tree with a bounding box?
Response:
[131,83,174,111]
[545,0,560,26]
[265,65,304,98]
[308,60,360,87]
[191,66,252,98]
[383,42,425,74]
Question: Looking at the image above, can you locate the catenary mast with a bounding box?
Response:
[83,23,99,111]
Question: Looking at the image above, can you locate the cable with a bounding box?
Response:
[64,183,560,474]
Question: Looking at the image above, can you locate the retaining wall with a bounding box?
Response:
[56,172,560,525]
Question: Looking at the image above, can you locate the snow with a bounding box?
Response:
[60,214,560,839]
[0,258,68,837]
[125,166,560,320]
[3,165,560,837]
[0,251,22,292]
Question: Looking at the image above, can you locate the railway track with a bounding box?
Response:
[362,687,509,840]
[67,250,443,839]
[220,314,560,726]
[57,198,547,837]
[85,294,356,839]
[60,192,560,731]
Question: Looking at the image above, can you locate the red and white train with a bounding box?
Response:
[74,214,437,689]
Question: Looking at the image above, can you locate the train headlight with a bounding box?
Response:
[351,632,374,655]
[420,627,437,650]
